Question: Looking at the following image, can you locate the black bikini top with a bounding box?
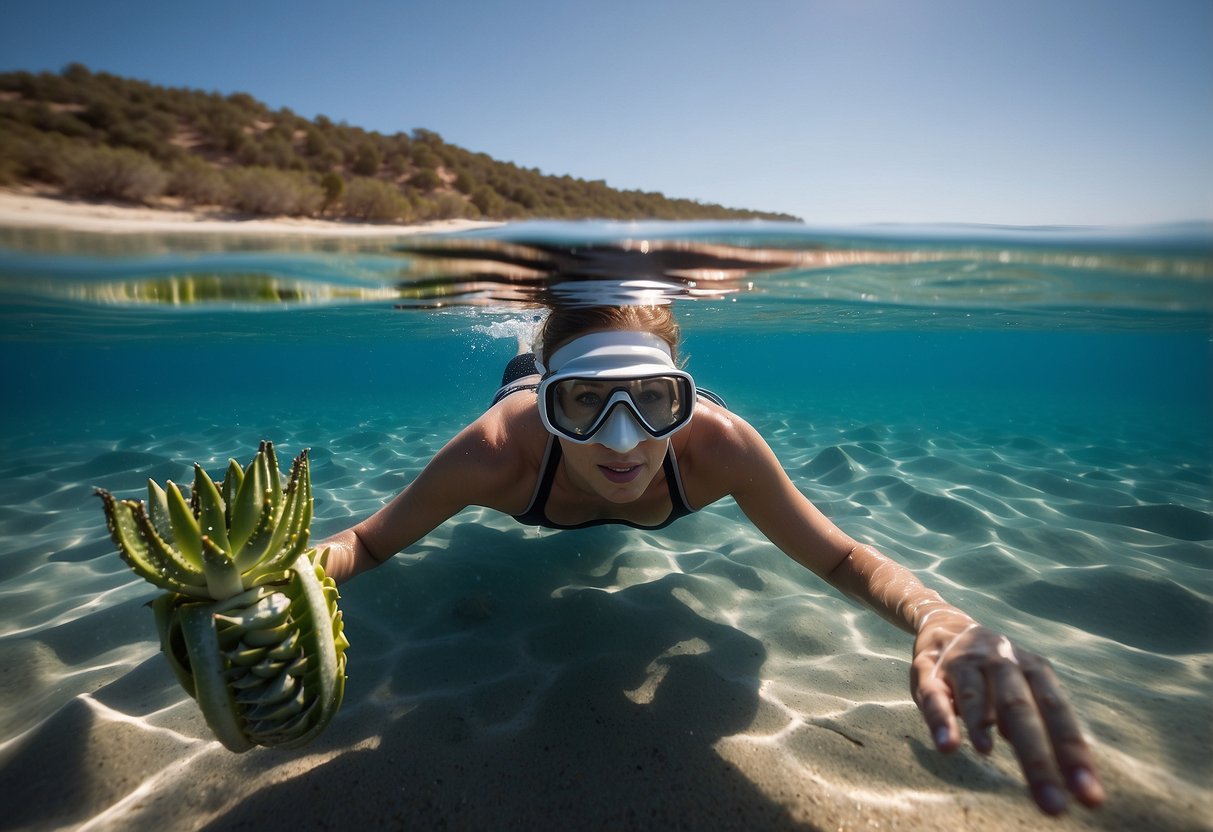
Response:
[512,435,695,531]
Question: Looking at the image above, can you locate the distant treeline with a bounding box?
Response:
[0,64,800,224]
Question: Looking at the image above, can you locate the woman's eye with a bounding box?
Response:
[574,392,602,407]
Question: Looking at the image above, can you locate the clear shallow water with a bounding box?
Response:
[0,221,1210,830]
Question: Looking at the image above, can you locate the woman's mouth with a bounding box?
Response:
[598,462,643,484]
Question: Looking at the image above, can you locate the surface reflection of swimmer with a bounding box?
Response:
[321,304,1106,816]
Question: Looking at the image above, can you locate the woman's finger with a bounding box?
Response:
[920,678,961,751]
[946,660,995,753]
[987,644,1070,815]
[1021,652,1107,808]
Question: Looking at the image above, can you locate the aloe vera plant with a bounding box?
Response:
[96,441,348,752]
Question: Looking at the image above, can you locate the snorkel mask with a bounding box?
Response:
[537,331,696,454]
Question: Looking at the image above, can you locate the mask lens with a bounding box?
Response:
[548,375,691,438]
[552,379,611,435]
[631,376,684,431]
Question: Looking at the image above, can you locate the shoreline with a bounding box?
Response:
[0,188,503,237]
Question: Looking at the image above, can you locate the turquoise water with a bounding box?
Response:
[0,221,1210,830]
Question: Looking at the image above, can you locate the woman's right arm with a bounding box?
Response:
[319,410,529,584]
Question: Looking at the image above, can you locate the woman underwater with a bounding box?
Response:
[321,303,1106,816]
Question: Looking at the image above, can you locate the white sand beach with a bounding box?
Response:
[0,188,500,237]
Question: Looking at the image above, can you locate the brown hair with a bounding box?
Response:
[536,305,682,367]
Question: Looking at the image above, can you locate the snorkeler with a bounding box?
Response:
[320,304,1107,816]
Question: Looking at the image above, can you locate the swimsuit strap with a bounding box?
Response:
[512,435,694,531]
[512,434,562,527]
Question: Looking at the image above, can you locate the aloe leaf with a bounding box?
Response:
[272,552,345,748]
[178,605,254,752]
[245,666,293,696]
[248,658,291,679]
[250,697,318,743]
[264,441,283,507]
[200,534,244,599]
[247,452,312,579]
[209,585,275,617]
[228,451,265,554]
[295,451,313,551]
[193,464,230,555]
[265,629,300,661]
[248,569,292,589]
[244,687,305,722]
[96,490,155,581]
[232,494,279,573]
[97,490,197,594]
[228,671,269,690]
[255,444,277,524]
[166,481,202,568]
[214,593,290,634]
[235,671,297,706]
[220,459,243,527]
[130,505,209,595]
[152,594,197,697]
[224,644,269,667]
[242,619,295,649]
[147,480,174,543]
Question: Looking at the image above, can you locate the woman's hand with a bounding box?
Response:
[911,620,1107,815]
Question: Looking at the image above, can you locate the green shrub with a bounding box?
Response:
[225,167,323,216]
[386,153,409,177]
[409,168,442,192]
[57,145,168,204]
[453,169,476,194]
[342,177,412,222]
[168,157,230,205]
[304,129,331,157]
[320,172,345,212]
[410,145,439,171]
[437,192,476,219]
[470,185,506,217]
[351,142,382,176]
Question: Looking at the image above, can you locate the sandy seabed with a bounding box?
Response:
[0,399,1209,832]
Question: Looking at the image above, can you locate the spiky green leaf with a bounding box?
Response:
[193,464,230,555]
[178,605,254,752]
[97,490,200,595]
[220,459,243,527]
[166,481,202,568]
[200,534,243,599]
[228,451,265,553]
[152,594,197,696]
[147,479,174,543]
[130,504,209,595]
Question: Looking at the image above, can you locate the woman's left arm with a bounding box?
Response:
[704,410,1105,815]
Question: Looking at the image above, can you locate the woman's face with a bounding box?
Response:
[543,324,681,503]
[557,434,670,504]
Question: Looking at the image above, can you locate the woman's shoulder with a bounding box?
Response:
[675,400,771,487]
[450,390,549,469]
[418,392,548,514]
[681,398,762,451]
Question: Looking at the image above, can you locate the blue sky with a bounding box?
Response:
[2,0,1210,226]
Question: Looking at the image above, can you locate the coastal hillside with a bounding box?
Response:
[0,65,800,224]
